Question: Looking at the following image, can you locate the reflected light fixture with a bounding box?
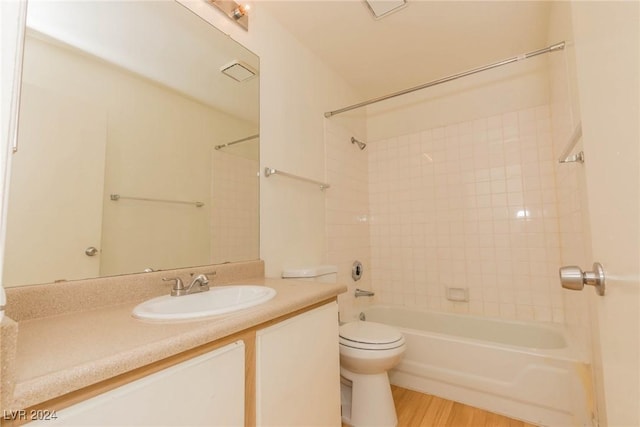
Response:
[232,4,250,20]
[208,0,250,31]
[364,0,408,19]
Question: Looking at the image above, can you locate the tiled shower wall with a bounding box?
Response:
[368,105,565,323]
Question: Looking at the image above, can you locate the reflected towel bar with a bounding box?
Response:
[558,122,584,164]
[110,194,204,207]
[214,133,259,150]
[263,167,330,190]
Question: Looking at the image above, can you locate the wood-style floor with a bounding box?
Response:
[391,386,537,427]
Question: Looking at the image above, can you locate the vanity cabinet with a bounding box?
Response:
[19,301,341,427]
[26,342,245,426]
[255,301,341,426]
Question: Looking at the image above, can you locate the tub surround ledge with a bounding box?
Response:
[0,260,348,412]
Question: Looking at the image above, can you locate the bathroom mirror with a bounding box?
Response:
[3,0,260,287]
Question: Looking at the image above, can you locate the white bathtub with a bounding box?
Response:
[361,305,593,427]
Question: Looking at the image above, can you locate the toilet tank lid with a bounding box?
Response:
[282,265,337,278]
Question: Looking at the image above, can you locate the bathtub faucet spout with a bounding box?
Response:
[355,288,375,298]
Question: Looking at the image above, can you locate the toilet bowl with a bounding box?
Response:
[339,321,406,427]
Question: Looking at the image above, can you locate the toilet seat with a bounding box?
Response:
[339,321,405,350]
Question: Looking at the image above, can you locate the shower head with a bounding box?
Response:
[351,137,367,150]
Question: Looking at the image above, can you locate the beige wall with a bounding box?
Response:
[547,0,593,374]
[571,2,640,425]
[181,1,363,278]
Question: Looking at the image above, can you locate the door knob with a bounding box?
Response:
[85,246,99,257]
[559,262,605,296]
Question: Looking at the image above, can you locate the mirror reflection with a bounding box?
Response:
[3,1,260,287]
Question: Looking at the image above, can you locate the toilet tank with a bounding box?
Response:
[282,265,337,283]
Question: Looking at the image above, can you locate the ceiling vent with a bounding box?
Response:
[364,0,407,19]
[221,61,257,82]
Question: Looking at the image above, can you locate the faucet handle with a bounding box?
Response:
[191,274,210,287]
[163,277,184,291]
[201,271,217,279]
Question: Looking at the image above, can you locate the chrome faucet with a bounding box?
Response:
[163,273,211,297]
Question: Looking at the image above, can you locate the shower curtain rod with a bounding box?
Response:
[324,41,565,118]
[214,133,259,150]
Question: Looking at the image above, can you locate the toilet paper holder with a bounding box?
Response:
[559,262,605,296]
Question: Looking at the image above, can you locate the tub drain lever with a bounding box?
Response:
[559,262,605,296]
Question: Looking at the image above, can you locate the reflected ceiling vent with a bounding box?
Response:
[364,0,408,19]
[221,61,257,82]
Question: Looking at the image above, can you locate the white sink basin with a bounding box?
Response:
[132,285,277,321]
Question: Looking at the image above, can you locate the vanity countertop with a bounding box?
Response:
[6,277,346,411]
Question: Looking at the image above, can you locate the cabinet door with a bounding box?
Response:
[28,341,245,426]
[256,302,341,426]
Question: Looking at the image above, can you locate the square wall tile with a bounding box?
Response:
[364,105,564,322]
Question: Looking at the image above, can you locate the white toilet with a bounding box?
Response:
[282,266,406,427]
[339,321,405,426]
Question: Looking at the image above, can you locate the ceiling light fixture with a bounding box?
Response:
[364,0,408,19]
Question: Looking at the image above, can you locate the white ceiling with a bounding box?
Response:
[260,1,552,101]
